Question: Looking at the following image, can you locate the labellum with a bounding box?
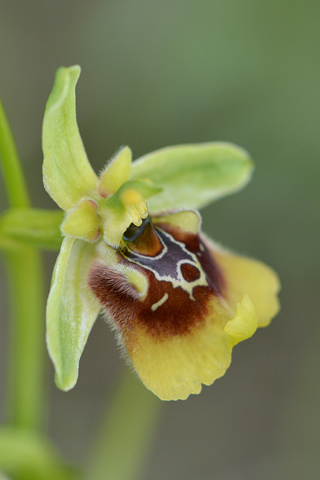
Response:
[89,211,224,339]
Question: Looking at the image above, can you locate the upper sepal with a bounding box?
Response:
[42,66,98,211]
[131,143,253,213]
[46,237,100,390]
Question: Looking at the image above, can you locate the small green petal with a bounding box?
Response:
[46,237,100,390]
[42,66,98,211]
[61,199,100,241]
[98,146,132,196]
[131,143,253,213]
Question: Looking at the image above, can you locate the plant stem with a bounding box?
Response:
[4,248,45,430]
[83,367,161,480]
[0,97,45,430]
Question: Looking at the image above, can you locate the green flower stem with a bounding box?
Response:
[83,367,161,480]
[4,247,45,430]
[0,98,45,431]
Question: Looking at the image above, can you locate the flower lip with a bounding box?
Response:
[89,219,225,340]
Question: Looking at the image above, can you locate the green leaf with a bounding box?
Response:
[0,426,75,480]
[0,208,63,250]
[131,143,253,213]
[46,237,100,391]
[42,66,98,211]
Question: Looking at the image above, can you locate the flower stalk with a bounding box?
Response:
[83,367,161,480]
[0,98,45,430]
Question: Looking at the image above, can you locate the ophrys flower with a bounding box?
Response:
[43,66,280,400]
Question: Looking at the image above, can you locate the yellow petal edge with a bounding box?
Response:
[125,242,280,401]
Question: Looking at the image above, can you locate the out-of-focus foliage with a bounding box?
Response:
[0,1,319,479]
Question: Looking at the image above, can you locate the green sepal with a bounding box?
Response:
[131,143,253,213]
[0,208,63,250]
[42,65,98,211]
[46,237,100,391]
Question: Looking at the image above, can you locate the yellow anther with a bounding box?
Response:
[136,201,148,218]
[121,189,143,206]
[133,216,143,226]
[127,205,142,226]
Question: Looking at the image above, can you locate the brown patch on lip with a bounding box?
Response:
[88,220,225,340]
[180,263,201,282]
[89,264,212,340]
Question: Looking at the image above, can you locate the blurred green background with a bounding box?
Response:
[0,1,319,479]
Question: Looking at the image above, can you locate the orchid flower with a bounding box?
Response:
[43,66,280,401]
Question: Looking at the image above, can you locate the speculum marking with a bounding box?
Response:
[151,293,169,311]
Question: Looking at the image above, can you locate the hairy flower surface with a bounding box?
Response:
[43,66,280,400]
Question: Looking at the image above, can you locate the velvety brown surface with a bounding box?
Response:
[89,220,224,339]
